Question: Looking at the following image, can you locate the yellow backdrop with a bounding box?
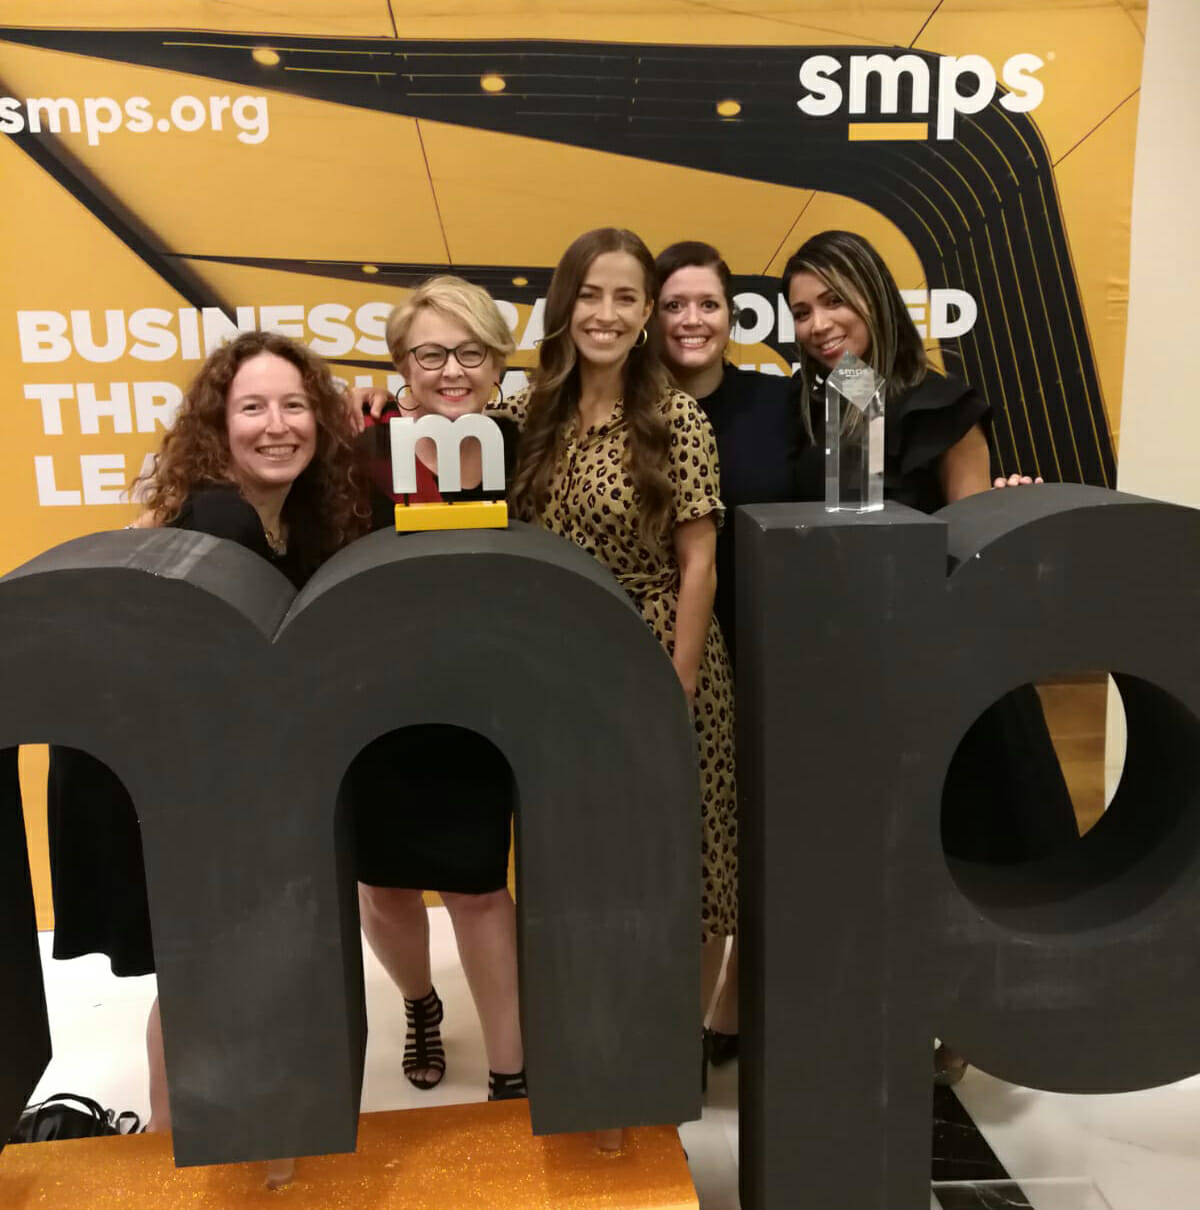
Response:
[0,0,1146,927]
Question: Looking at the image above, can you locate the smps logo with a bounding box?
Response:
[797,50,1046,141]
[0,19,1136,543]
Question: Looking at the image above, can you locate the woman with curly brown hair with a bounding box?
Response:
[496,229,737,1070]
[47,331,368,1168]
[132,328,368,579]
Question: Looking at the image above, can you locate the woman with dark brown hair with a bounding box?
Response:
[48,331,368,1172]
[652,239,803,1083]
[496,228,737,1062]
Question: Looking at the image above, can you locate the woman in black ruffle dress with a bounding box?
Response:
[783,230,1079,1082]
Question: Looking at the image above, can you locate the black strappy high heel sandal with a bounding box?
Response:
[488,1069,528,1101]
[704,1027,739,1068]
[403,988,446,1090]
[702,1027,739,1092]
[933,1043,968,1087]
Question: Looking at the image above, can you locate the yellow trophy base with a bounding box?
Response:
[394,500,509,532]
[0,1100,697,1210]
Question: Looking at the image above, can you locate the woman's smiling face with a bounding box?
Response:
[569,250,654,370]
[401,307,501,419]
[224,352,317,493]
[787,269,871,369]
[656,264,731,377]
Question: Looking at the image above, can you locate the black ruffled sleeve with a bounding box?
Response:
[889,373,989,476]
[794,370,989,513]
[885,373,989,512]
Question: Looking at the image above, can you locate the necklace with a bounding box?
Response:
[263,524,287,556]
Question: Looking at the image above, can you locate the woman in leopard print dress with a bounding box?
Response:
[494,227,737,956]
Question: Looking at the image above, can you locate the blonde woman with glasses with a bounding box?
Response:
[345,276,527,1103]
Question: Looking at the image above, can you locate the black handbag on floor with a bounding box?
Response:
[9,1092,141,1143]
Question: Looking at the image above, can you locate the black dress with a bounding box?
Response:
[795,371,1080,861]
[346,415,519,893]
[48,485,308,977]
[694,365,802,667]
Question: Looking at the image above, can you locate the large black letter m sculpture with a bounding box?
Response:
[0,522,700,1165]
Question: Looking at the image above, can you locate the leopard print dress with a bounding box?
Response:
[494,386,737,939]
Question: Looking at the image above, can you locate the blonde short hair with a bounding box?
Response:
[385,275,515,365]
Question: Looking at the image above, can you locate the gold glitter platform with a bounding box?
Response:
[0,1099,698,1209]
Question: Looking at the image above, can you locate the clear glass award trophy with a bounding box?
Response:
[824,351,885,513]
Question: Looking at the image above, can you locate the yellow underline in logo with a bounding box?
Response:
[847,122,929,141]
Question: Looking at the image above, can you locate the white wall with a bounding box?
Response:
[1118,0,1200,505]
[1107,0,1200,797]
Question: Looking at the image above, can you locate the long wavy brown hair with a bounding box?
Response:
[134,330,369,574]
[509,227,674,551]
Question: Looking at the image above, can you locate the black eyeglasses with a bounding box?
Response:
[406,342,489,370]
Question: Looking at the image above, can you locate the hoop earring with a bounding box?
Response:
[395,382,419,413]
[489,381,505,406]
[635,328,648,348]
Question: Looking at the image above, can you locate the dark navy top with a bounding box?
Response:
[696,364,802,664]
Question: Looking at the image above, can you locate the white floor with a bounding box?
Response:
[953,1070,1200,1210]
[26,908,1200,1209]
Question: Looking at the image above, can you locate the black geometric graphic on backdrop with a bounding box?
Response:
[0,76,228,313]
[0,28,1114,485]
[164,253,793,362]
